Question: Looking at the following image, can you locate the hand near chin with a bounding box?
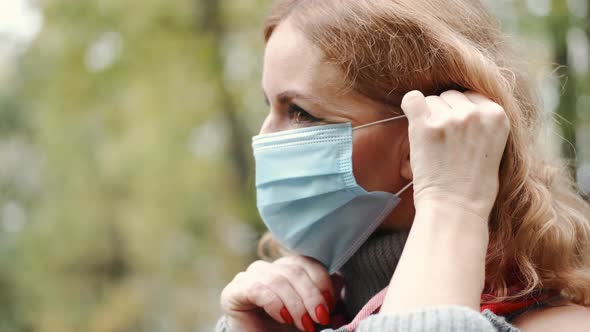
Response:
[401,89,510,221]
[220,255,335,332]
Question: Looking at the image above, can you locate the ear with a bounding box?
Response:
[399,133,413,181]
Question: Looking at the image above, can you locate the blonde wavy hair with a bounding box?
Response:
[257,0,590,305]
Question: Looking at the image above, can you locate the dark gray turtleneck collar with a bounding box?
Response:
[339,231,409,317]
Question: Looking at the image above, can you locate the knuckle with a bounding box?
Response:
[440,90,460,99]
[249,281,267,294]
[247,283,276,308]
[463,110,483,124]
[491,104,508,121]
[285,255,325,274]
[267,272,288,285]
[487,102,504,113]
[310,267,331,285]
[287,265,308,279]
[488,106,509,125]
[259,291,278,308]
[424,95,438,103]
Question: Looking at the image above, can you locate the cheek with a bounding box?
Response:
[352,130,401,192]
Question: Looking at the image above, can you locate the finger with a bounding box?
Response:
[221,265,291,326]
[221,269,265,312]
[439,90,475,117]
[463,91,498,108]
[275,262,331,325]
[464,91,509,127]
[424,95,452,112]
[242,282,293,325]
[401,90,429,123]
[242,261,307,329]
[278,256,335,310]
[261,272,311,332]
[424,95,451,124]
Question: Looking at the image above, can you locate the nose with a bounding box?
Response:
[258,112,284,135]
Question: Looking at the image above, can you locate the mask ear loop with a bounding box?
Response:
[395,181,413,196]
[352,114,407,131]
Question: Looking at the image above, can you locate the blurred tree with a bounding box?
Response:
[1,0,267,331]
[198,0,252,195]
[550,0,579,175]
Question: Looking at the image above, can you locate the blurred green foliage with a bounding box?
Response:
[1,0,269,331]
[0,0,588,331]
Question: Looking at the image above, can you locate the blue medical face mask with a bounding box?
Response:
[252,115,412,273]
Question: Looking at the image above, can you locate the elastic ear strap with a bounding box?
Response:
[353,114,407,130]
[395,181,413,196]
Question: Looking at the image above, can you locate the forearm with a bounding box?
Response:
[381,202,489,313]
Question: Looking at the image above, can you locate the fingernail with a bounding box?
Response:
[280,307,293,325]
[322,291,334,311]
[315,304,330,325]
[301,313,314,332]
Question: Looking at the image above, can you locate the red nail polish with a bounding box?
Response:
[322,291,334,311]
[280,307,293,325]
[302,313,314,332]
[315,304,330,325]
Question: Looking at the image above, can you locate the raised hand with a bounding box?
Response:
[402,90,510,221]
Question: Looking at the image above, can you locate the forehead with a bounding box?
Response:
[262,19,344,98]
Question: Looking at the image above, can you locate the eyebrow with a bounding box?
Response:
[263,88,327,107]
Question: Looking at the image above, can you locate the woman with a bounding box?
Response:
[217,0,590,331]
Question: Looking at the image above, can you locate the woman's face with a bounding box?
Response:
[261,19,415,230]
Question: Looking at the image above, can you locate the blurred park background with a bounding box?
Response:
[0,0,589,331]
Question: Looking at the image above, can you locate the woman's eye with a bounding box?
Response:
[287,104,321,124]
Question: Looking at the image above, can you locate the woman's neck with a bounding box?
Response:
[339,231,409,317]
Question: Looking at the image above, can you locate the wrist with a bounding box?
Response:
[413,201,490,244]
[414,193,493,225]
